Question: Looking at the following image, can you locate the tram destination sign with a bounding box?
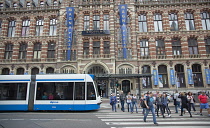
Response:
[82,30,110,35]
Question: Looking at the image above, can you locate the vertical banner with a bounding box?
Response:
[153,70,158,85]
[205,69,210,84]
[119,5,127,59]
[66,7,74,61]
[170,69,176,85]
[187,69,193,84]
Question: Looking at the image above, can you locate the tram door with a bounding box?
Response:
[122,80,130,95]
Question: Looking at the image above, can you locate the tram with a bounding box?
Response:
[0,74,101,111]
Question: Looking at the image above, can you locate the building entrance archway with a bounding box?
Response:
[87,65,108,97]
[122,80,130,95]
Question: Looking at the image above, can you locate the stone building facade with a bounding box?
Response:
[0,0,210,97]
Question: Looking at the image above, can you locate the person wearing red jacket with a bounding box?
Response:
[198,91,210,116]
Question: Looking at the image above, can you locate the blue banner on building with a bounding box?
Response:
[119,5,127,59]
[187,69,193,84]
[66,7,74,61]
[153,70,158,85]
[170,69,176,85]
[205,69,210,84]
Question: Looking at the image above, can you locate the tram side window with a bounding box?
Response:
[74,82,85,100]
[0,83,27,100]
[87,82,96,100]
[36,82,74,100]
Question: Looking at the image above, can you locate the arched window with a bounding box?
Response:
[21,19,30,37]
[8,20,16,37]
[62,68,75,74]
[154,13,163,32]
[119,67,132,74]
[17,68,24,75]
[205,36,210,54]
[188,38,198,55]
[175,64,186,88]
[140,39,149,57]
[2,68,10,75]
[184,12,195,30]
[33,42,41,59]
[158,65,168,88]
[46,67,54,74]
[47,42,55,59]
[169,13,179,31]
[201,11,210,30]
[141,65,151,88]
[49,18,57,36]
[35,18,44,36]
[31,67,39,75]
[88,66,106,75]
[4,43,13,59]
[138,14,147,32]
[19,43,27,59]
[156,39,165,55]
[192,64,203,87]
[172,38,182,55]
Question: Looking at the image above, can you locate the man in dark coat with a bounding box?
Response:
[178,92,192,117]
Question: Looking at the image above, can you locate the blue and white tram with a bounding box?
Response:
[0,74,102,111]
[0,75,31,111]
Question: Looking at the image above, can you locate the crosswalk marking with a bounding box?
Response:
[106,121,210,125]
[96,112,210,128]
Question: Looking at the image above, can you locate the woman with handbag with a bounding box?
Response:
[187,92,197,114]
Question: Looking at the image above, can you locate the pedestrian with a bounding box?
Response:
[119,91,126,112]
[198,91,210,116]
[187,92,196,114]
[162,93,171,117]
[173,90,181,113]
[110,93,117,112]
[143,92,158,125]
[178,92,192,117]
[126,92,133,113]
[139,94,146,115]
[156,93,165,118]
[132,94,138,113]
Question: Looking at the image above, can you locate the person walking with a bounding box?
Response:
[162,93,171,117]
[156,93,165,118]
[143,92,158,125]
[132,94,138,113]
[179,92,192,117]
[126,92,133,113]
[119,91,126,112]
[173,90,181,113]
[110,93,117,112]
[187,92,196,114]
[198,91,210,116]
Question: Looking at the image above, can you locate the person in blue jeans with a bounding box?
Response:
[119,91,126,112]
[132,94,138,113]
[144,92,158,126]
[110,93,117,112]
[126,92,133,113]
[173,90,181,113]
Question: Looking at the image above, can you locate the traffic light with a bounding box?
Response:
[115,80,119,87]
